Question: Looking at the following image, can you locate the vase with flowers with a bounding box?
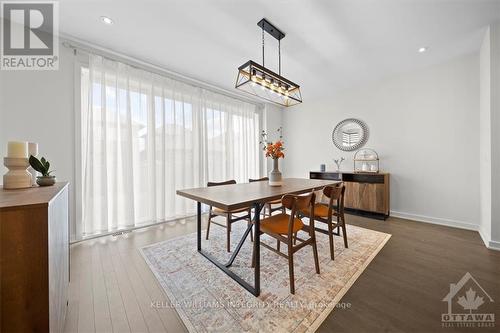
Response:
[261,127,285,186]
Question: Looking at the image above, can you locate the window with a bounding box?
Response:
[79,56,260,237]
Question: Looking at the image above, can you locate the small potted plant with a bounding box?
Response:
[29,155,56,186]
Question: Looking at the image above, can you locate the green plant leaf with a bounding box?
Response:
[29,155,46,174]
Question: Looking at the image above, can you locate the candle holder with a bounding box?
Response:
[3,157,32,189]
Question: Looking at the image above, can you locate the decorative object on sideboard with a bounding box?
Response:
[28,142,38,186]
[320,164,326,172]
[261,127,284,186]
[3,141,32,189]
[29,155,56,186]
[333,157,345,171]
[332,118,369,151]
[353,148,379,173]
[235,18,302,107]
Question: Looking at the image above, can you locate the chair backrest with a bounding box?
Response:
[322,183,346,215]
[249,177,269,182]
[207,180,236,187]
[281,192,316,237]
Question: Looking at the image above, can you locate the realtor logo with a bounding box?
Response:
[442,272,495,328]
[1,1,59,70]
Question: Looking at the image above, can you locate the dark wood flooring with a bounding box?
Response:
[319,215,500,333]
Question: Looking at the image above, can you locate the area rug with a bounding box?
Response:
[141,220,391,333]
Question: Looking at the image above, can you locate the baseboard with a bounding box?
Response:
[487,240,500,251]
[390,210,478,231]
[479,230,500,251]
[478,229,491,249]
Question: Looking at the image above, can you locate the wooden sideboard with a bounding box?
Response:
[0,182,69,332]
[310,171,390,219]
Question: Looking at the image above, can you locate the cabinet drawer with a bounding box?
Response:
[310,172,341,181]
[343,173,385,184]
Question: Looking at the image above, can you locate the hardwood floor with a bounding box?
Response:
[64,215,500,333]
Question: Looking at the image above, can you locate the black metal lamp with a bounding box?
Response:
[235,19,302,107]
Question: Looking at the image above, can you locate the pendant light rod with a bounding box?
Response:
[262,26,265,67]
[278,39,281,76]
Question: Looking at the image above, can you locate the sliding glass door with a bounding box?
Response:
[79,55,260,238]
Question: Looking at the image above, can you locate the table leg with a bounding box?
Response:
[197,201,201,251]
[225,203,263,267]
[197,201,261,297]
[253,202,260,294]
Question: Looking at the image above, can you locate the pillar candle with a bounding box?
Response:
[7,141,28,158]
[27,142,38,186]
[28,142,38,157]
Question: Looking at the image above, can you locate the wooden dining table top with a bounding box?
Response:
[176,178,340,211]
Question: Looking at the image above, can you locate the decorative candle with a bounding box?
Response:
[28,142,39,186]
[28,142,38,157]
[7,141,28,158]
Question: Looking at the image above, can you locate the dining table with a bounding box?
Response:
[176,177,340,297]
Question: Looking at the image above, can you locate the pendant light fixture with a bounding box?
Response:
[235,18,302,107]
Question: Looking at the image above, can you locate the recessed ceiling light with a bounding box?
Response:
[418,47,428,53]
[100,16,114,25]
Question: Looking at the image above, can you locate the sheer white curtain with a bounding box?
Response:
[80,55,260,238]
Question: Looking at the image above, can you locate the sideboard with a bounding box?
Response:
[310,171,390,219]
[0,182,69,332]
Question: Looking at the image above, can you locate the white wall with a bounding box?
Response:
[489,23,500,245]
[478,22,500,250]
[0,45,78,239]
[283,54,480,229]
[479,28,492,243]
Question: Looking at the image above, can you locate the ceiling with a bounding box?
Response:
[59,0,500,100]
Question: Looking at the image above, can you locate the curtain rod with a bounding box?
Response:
[60,35,265,108]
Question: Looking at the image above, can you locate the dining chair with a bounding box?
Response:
[300,183,347,260]
[206,180,253,252]
[248,177,285,217]
[252,192,320,294]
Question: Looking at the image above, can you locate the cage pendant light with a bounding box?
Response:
[235,18,302,107]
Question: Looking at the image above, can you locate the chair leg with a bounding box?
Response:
[226,214,231,252]
[327,219,335,260]
[312,235,320,274]
[206,210,212,240]
[341,215,348,248]
[288,243,295,294]
[276,239,280,252]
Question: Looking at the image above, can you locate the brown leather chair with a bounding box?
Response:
[300,183,347,260]
[206,180,252,252]
[252,192,320,294]
[248,177,285,217]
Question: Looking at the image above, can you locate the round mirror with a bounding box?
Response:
[332,118,369,151]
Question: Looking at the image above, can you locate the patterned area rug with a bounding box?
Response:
[141,220,391,333]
